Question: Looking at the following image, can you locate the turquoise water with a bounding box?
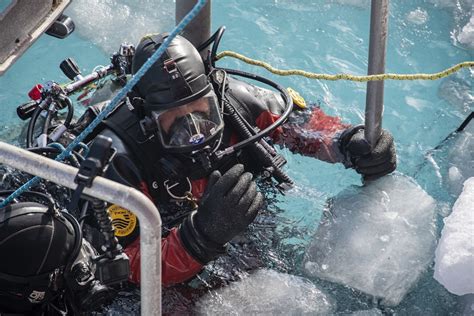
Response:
[0,0,473,314]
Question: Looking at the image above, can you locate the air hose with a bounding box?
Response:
[26,96,74,148]
[90,199,121,258]
[222,99,293,188]
[215,67,293,156]
[26,106,43,148]
[212,67,294,189]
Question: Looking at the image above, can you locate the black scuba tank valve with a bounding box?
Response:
[16,100,39,120]
[60,57,82,81]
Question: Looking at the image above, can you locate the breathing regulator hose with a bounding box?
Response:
[215,67,293,156]
[210,66,294,189]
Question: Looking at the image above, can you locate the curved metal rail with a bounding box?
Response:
[0,141,162,315]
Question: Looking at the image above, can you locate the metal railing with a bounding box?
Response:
[0,141,162,315]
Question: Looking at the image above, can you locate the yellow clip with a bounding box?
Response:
[287,87,306,109]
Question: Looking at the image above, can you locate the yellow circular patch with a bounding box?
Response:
[287,87,307,109]
[107,205,137,237]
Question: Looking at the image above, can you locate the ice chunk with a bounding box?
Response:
[195,269,334,315]
[438,77,474,112]
[303,174,437,306]
[434,177,474,296]
[460,294,474,315]
[446,124,474,196]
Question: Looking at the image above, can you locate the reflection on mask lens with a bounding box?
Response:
[168,112,219,147]
[152,91,224,151]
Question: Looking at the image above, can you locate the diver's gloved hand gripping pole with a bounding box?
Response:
[339,125,396,181]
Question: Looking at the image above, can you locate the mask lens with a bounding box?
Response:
[152,91,223,151]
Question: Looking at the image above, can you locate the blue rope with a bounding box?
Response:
[0,0,208,207]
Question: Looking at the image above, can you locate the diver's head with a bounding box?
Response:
[0,202,76,313]
[0,202,113,313]
[133,33,224,155]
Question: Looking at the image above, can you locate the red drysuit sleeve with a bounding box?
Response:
[255,106,350,163]
[123,228,203,286]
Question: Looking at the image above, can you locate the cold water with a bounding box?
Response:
[0,0,472,315]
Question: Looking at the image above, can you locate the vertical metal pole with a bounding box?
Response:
[176,0,211,55]
[365,0,389,147]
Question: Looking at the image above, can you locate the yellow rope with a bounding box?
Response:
[216,50,474,82]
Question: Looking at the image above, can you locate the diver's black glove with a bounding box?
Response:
[179,164,264,263]
[339,126,397,181]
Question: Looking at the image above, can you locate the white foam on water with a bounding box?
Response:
[434,177,474,296]
[195,269,334,315]
[405,96,431,112]
[406,8,429,25]
[457,14,474,50]
[431,0,474,50]
[429,0,474,8]
[303,173,437,306]
[332,0,370,8]
[65,0,174,54]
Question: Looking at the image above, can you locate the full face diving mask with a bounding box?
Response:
[150,90,224,153]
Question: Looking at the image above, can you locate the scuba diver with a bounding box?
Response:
[0,137,130,315]
[0,198,115,315]
[77,31,396,286]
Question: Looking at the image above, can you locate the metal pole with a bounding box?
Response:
[0,141,162,316]
[365,0,389,147]
[176,0,211,55]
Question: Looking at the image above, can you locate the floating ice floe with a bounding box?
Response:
[438,76,473,112]
[434,177,474,296]
[195,269,334,315]
[303,173,437,306]
[459,294,474,315]
[446,123,474,196]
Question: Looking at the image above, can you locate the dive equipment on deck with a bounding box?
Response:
[69,135,129,287]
